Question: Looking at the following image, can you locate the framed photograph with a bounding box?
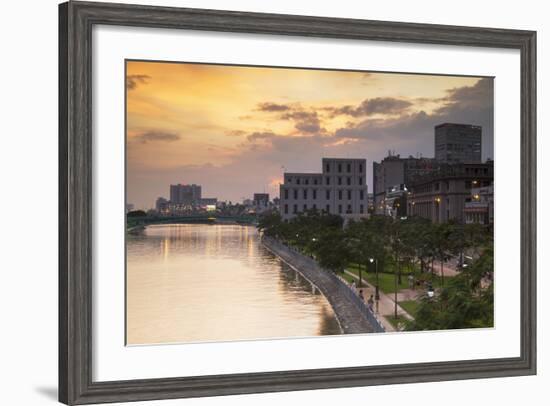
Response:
[59,1,536,404]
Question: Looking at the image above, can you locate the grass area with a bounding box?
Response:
[387,315,409,330]
[346,265,409,293]
[399,300,419,317]
[339,272,356,284]
[346,264,455,294]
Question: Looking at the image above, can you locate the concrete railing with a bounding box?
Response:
[263,236,385,333]
[328,272,386,333]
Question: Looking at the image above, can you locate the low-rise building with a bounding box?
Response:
[407,161,493,223]
[464,184,494,224]
[279,158,369,221]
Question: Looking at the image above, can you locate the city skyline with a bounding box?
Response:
[127,61,493,209]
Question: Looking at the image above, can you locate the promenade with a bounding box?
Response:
[261,236,382,335]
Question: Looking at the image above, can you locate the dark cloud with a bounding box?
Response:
[327,97,413,117]
[256,102,292,112]
[225,129,246,137]
[134,131,180,144]
[281,110,322,133]
[126,74,151,90]
[256,101,323,134]
[247,131,278,142]
[332,78,494,159]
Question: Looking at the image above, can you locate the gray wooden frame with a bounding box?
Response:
[59,1,537,404]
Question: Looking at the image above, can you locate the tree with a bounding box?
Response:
[257,211,283,238]
[315,227,351,273]
[406,246,494,331]
[127,210,147,217]
[432,223,454,287]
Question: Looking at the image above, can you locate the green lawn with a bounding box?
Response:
[346,264,455,294]
[399,300,419,317]
[346,266,409,293]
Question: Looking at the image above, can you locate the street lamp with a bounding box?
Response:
[369,257,380,313]
[427,283,435,298]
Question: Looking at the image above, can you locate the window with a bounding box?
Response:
[313,179,318,185]
[360,204,364,214]
[303,189,308,199]
[326,190,330,199]
[284,189,289,199]
[338,204,342,214]
[293,189,298,199]
[338,177,342,185]
[347,204,352,213]
[313,189,317,199]
[287,177,292,183]
[326,204,330,213]
[347,177,351,186]
[284,204,288,214]
[347,163,351,172]
[347,190,352,200]
[296,178,301,185]
[338,163,342,173]
[359,164,363,172]
[326,177,330,185]
[338,190,342,200]
[305,178,309,185]
[326,163,330,172]
[313,204,317,211]
[303,204,307,211]
[360,190,364,200]
[293,204,297,214]
[359,177,363,185]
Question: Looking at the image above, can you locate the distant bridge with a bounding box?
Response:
[127,214,258,232]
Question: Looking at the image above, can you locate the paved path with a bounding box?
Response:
[262,237,377,335]
[343,270,415,332]
[432,260,460,277]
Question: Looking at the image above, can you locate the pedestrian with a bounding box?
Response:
[358,289,365,302]
[350,280,356,292]
[367,294,374,311]
[408,273,414,289]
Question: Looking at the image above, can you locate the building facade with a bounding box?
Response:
[464,184,494,225]
[435,123,482,163]
[407,162,493,224]
[169,184,202,205]
[279,158,368,221]
[372,154,437,215]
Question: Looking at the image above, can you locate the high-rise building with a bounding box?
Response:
[435,123,482,163]
[169,184,202,205]
[279,158,368,221]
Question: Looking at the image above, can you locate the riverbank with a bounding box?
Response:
[261,236,383,335]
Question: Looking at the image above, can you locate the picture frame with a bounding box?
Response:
[59,1,536,404]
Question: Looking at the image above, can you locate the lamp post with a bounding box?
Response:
[369,257,380,313]
[427,282,435,298]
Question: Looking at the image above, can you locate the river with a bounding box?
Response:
[126,223,341,345]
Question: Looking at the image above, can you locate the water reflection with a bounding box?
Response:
[126,224,340,345]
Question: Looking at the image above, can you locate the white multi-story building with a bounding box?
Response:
[279,158,369,221]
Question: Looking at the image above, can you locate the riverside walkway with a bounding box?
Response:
[262,236,383,335]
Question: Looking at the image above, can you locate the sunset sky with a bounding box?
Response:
[126,61,493,209]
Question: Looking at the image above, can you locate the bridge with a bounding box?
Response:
[127,214,258,232]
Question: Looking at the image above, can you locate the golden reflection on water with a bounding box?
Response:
[126,224,340,345]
